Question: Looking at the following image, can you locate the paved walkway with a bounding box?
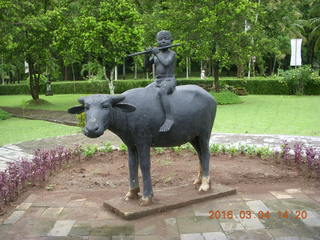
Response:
[1,107,320,239]
[1,186,320,239]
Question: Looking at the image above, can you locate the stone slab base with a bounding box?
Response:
[103,184,236,220]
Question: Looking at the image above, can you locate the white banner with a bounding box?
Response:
[290,39,302,66]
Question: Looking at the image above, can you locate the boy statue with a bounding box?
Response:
[146,30,176,132]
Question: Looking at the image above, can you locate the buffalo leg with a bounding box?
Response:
[137,144,153,206]
[191,136,211,191]
[125,146,140,200]
[190,137,202,185]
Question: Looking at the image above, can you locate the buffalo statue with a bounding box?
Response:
[68,85,217,206]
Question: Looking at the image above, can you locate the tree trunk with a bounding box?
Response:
[103,65,115,95]
[271,56,276,75]
[115,65,118,80]
[1,56,4,85]
[64,65,68,80]
[213,60,220,92]
[186,57,189,79]
[208,59,212,76]
[236,63,244,78]
[247,58,251,78]
[122,59,126,80]
[71,64,75,81]
[189,57,191,77]
[134,63,137,79]
[28,60,40,101]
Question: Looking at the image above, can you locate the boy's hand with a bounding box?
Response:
[151,48,160,55]
[145,47,159,55]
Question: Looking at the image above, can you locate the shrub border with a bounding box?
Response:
[0,78,320,95]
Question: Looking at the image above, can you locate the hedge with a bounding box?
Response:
[0,78,320,95]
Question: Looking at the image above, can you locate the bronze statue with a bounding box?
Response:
[68,31,217,206]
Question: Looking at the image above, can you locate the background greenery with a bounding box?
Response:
[1,0,319,100]
[0,94,319,137]
[0,108,11,120]
[1,78,320,95]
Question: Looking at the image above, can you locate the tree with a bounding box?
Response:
[151,0,257,91]
[68,0,144,94]
[253,0,302,75]
[0,0,62,101]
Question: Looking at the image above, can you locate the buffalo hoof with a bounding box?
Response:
[198,176,211,192]
[124,187,140,200]
[139,196,153,206]
[193,173,202,185]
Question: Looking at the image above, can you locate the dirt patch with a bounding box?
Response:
[46,149,320,195]
[1,149,319,218]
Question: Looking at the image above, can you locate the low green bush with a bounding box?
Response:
[1,77,320,95]
[0,84,44,95]
[278,66,315,95]
[210,90,243,105]
[0,108,11,120]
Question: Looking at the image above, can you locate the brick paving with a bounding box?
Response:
[0,188,319,239]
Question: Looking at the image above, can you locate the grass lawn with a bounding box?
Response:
[0,94,319,136]
[0,118,81,146]
[214,95,320,136]
[0,94,88,111]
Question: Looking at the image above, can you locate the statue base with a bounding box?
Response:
[103,184,236,220]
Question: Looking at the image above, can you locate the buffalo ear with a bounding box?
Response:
[68,105,84,114]
[113,103,136,112]
[78,97,85,105]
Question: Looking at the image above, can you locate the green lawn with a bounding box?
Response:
[0,94,319,136]
[0,118,81,146]
[214,95,320,136]
[0,94,88,111]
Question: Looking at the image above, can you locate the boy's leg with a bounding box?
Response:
[159,91,174,132]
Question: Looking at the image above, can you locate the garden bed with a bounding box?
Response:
[1,145,319,218]
[45,149,320,195]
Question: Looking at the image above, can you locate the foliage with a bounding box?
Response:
[0,0,144,97]
[209,144,221,155]
[153,0,258,90]
[2,77,320,96]
[76,112,86,128]
[255,146,274,159]
[0,146,74,204]
[119,143,128,152]
[0,109,11,120]
[154,147,165,154]
[0,0,63,100]
[279,66,315,95]
[293,142,304,164]
[210,90,243,105]
[81,145,99,158]
[55,0,144,94]
[101,142,114,153]
[281,141,291,162]
[0,0,320,85]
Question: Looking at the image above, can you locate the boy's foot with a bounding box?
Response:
[159,119,174,132]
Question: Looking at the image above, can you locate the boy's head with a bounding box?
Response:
[156,30,172,47]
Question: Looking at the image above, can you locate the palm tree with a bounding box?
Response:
[309,9,320,58]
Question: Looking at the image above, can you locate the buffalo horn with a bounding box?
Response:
[111,95,125,105]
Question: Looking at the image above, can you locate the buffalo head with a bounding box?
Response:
[68,94,136,138]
